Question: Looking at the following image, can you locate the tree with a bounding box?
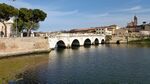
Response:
[13,8,32,34]
[13,18,24,33]
[27,9,47,36]
[0,3,18,37]
[143,21,147,25]
[14,8,47,36]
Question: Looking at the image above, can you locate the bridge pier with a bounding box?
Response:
[66,44,71,48]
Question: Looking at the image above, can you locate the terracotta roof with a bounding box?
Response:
[70,28,95,31]
[70,25,118,32]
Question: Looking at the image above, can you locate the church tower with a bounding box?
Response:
[134,15,138,26]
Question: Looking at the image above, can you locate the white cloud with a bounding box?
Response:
[128,6,142,11]
[47,10,79,16]
[118,6,150,14]
[1,0,150,32]
[133,8,150,13]
[86,13,109,18]
[113,6,150,14]
[120,6,142,12]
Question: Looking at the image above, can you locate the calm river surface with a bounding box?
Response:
[1,44,150,84]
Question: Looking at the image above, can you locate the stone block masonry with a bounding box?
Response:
[0,37,50,58]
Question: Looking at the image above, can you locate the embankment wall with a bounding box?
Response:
[0,37,50,57]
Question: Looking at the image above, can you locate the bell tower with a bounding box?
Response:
[134,15,138,26]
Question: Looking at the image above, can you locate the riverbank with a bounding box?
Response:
[128,38,150,44]
[0,49,51,59]
[0,37,50,58]
[0,53,50,84]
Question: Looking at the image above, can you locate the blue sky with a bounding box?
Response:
[0,0,150,32]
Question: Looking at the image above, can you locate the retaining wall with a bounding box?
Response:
[0,37,50,58]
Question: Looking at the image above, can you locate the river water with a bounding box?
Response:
[1,44,150,84]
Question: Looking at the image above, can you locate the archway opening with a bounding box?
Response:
[101,39,105,44]
[84,39,91,47]
[94,38,99,45]
[116,40,120,44]
[71,39,80,49]
[56,40,66,49]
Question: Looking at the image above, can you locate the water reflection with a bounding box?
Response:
[21,44,150,84]
[84,45,91,48]
[1,44,150,84]
[105,44,150,48]
[71,46,80,50]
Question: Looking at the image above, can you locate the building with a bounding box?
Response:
[69,28,95,33]
[140,31,150,36]
[142,23,150,31]
[95,25,119,35]
[138,23,150,36]
[0,18,14,37]
[114,28,128,37]
[95,27,112,35]
[126,15,138,32]
[128,32,141,38]
[127,15,138,27]
[125,15,150,37]
[69,25,119,35]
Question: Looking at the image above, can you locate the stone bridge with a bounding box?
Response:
[48,33,105,49]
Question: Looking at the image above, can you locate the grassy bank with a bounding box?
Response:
[129,38,150,44]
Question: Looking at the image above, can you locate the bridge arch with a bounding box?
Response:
[101,39,105,44]
[94,38,99,45]
[84,38,91,45]
[56,40,66,48]
[71,39,80,47]
[116,40,120,44]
